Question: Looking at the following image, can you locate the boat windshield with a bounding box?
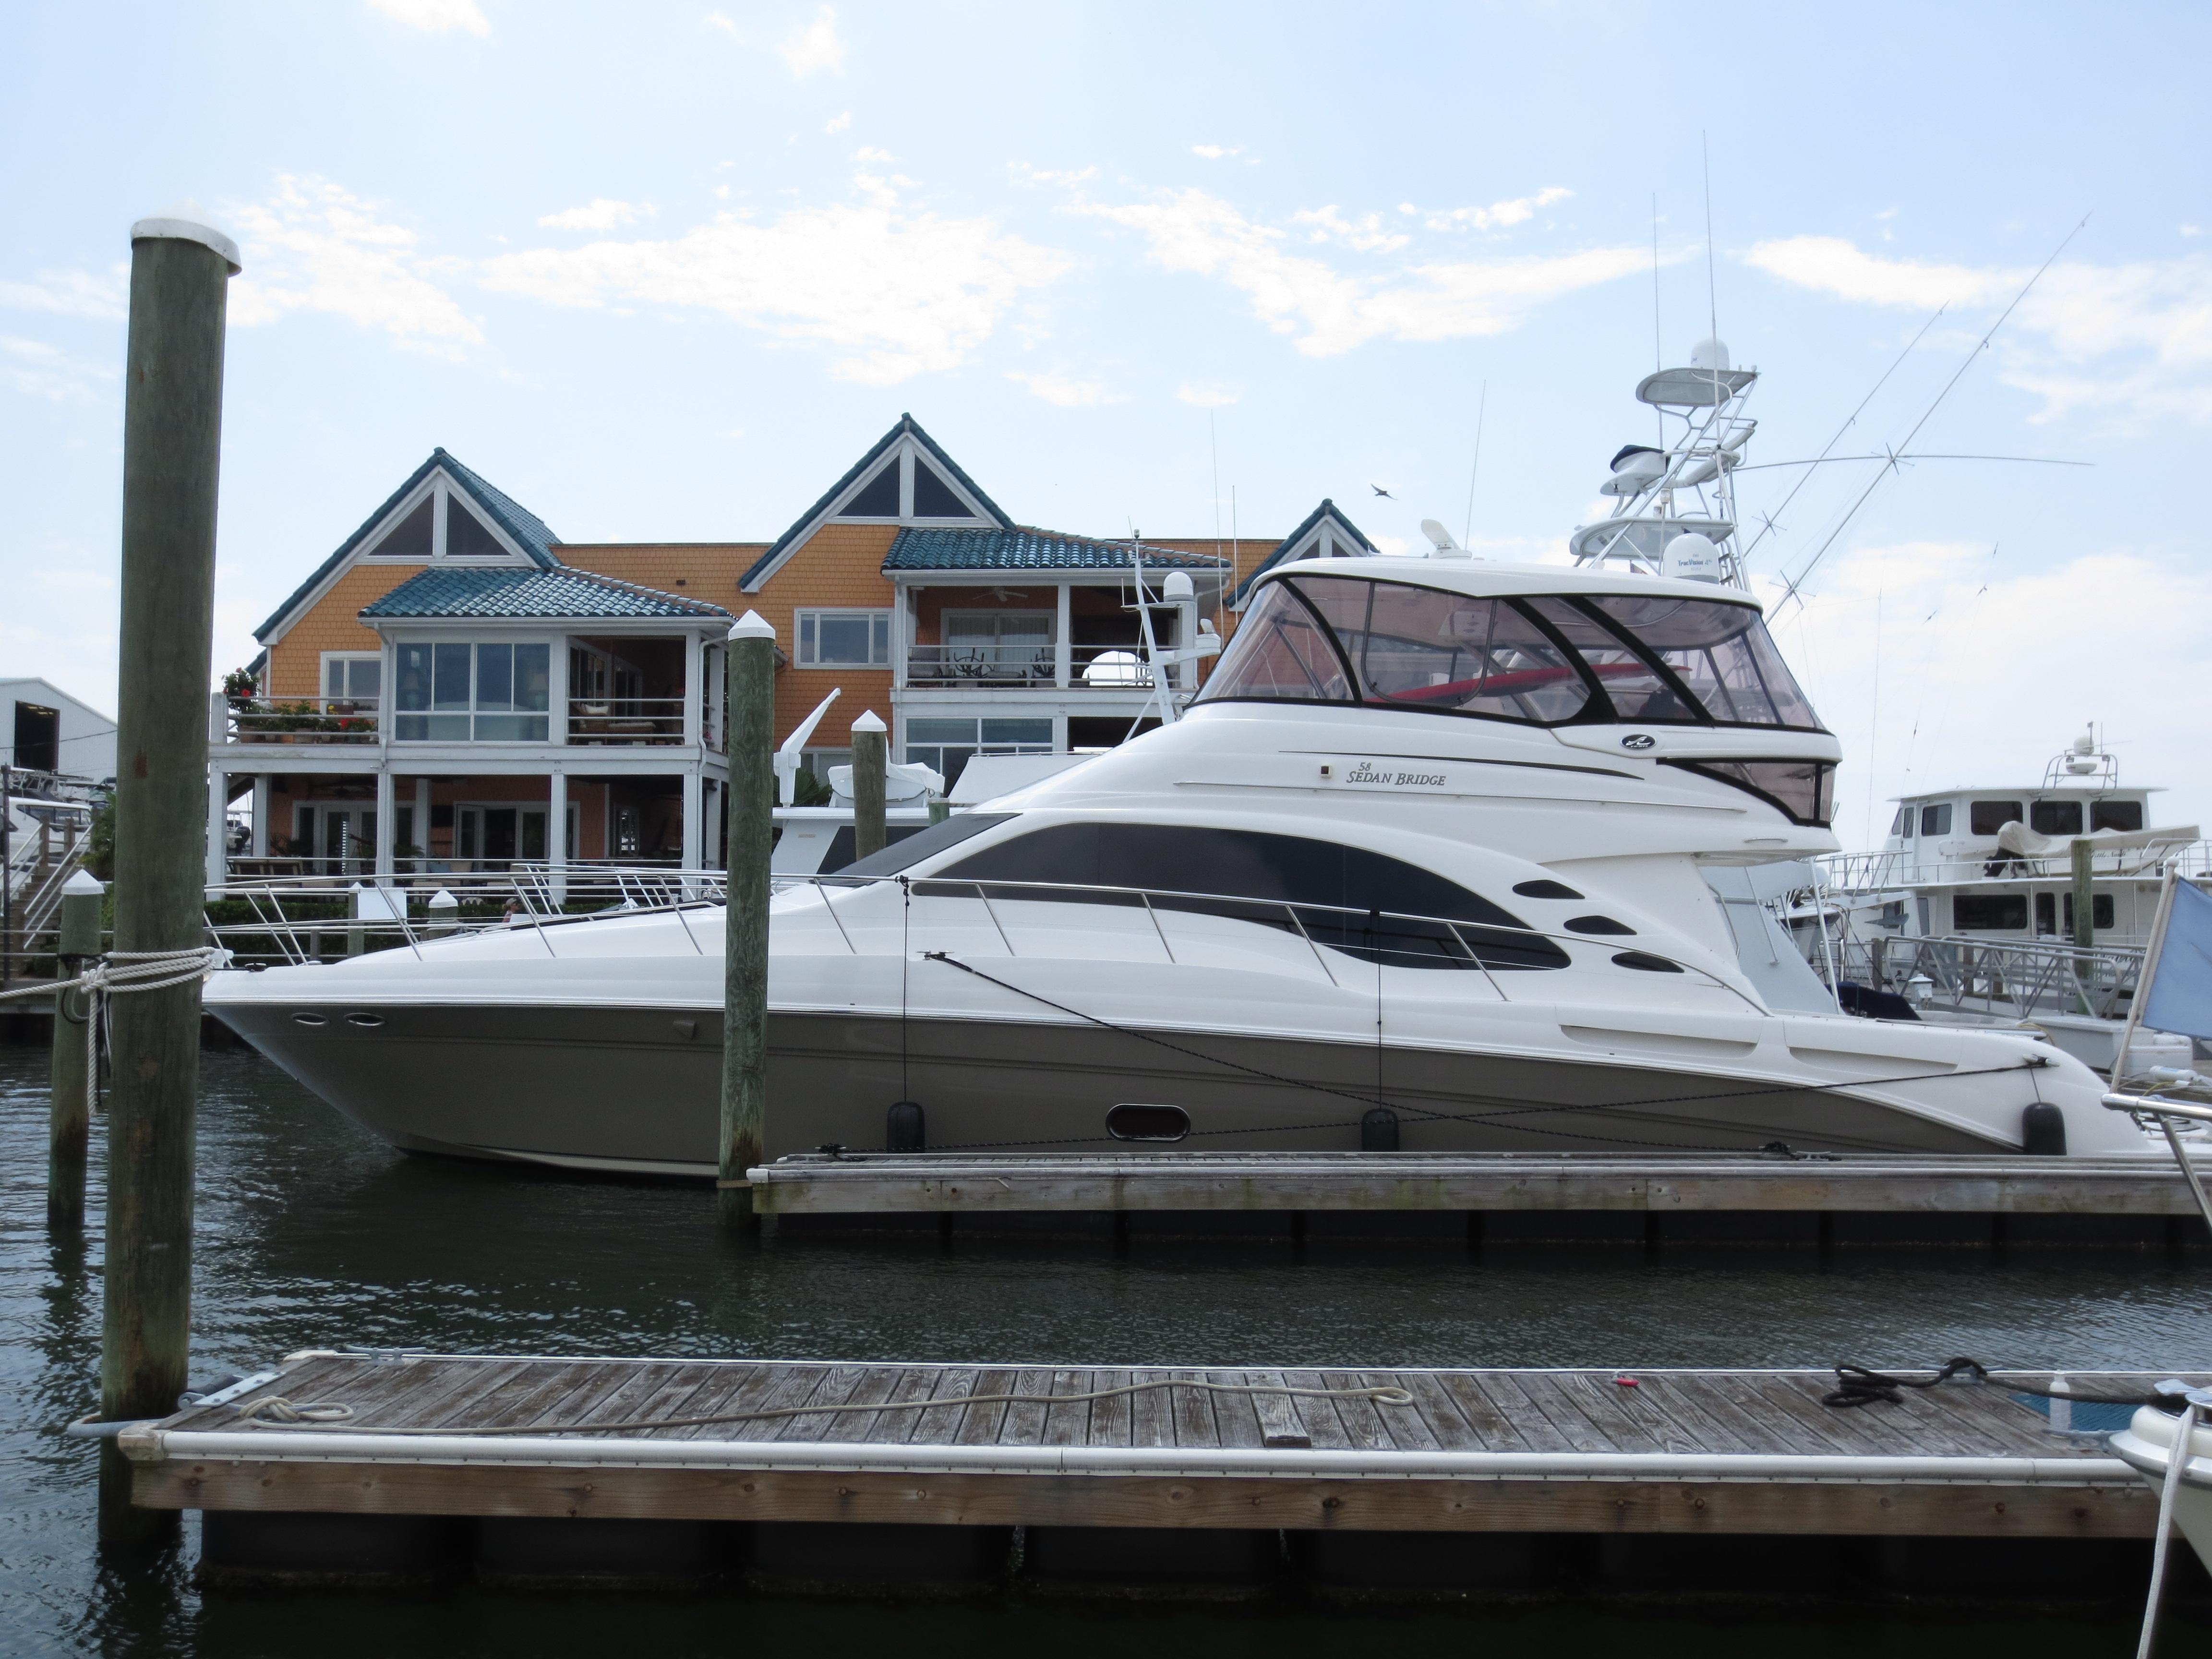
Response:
[1199,574,1824,731]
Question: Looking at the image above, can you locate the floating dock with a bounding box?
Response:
[745,1150,2212,1245]
[120,1351,2208,1599]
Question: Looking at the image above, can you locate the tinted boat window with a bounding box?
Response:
[2092,800,2144,832]
[2030,800,2084,836]
[1200,582,1353,702]
[1289,577,1592,722]
[1584,594,1821,730]
[1955,894,2028,931]
[834,813,1015,878]
[937,823,1569,972]
[1521,598,1690,721]
[1920,803,1951,838]
[1970,800,2024,836]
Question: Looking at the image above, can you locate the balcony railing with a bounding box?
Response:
[567,697,685,745]
[224,696,380,745]
[904,643,1163,690]
[1822,839,2212,891]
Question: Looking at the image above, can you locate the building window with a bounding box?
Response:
[321,653,382,702]
[796,609,892,667]
[1969,800,2023,836]
[394,642,550,741]
[913,460,969,517]
[2030,800,2084,836]
[1919,803,1952,838]
[838,465,902,518]
[904,716,1051,791]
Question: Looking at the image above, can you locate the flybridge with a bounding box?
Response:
[1566,337,1756,589]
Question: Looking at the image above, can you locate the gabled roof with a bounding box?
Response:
[254,449,563,642]
[360,566,729,622]
[1229,498,1377,607]
[885,527,1229,573]
[739,413,1015,590]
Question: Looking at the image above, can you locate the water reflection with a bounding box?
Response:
[2,1042,2208,1656]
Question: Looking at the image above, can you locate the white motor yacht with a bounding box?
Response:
[205,343,2150,1174]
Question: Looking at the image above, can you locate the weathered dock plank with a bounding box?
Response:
[745,1150,2212,1218]
[125,1353,2188,1541]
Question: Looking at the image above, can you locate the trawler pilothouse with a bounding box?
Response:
[205,343,2150,1172]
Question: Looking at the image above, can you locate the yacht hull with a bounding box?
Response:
[216,998,2008,1176]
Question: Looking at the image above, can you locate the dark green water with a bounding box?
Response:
[4,1041,2209,1657]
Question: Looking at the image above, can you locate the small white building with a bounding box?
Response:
[0,677,117,782]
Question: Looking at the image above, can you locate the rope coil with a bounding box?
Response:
[0,946,226,1130]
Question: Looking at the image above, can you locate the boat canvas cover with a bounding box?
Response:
[2141,878,2212,1042]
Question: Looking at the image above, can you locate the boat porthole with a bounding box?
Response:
[1513,879,1583,901]
[291,1012,327,1027]
[1106,1103,1190,1142]
[345,1012,386,1029]
[1611,951,1683,974]
[1566,915,1635,935]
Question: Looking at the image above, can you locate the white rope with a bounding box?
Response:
[0,946,226,1130]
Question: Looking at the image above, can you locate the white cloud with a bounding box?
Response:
[1191,145,1241,160]
[0,265,127,320]
[1177,380,1240,407]
[1768,541,2212,840]
[538,199,652,231]
[781,5,844,75]
[853,146,894,163]
[2184,225,2203,239]
[0,335,113,402]
[1745,236,2212,423]
[225,175,483,355]
[703,10,740,38]
[1289,205,1408,254]
[366,0,489,36]
[1012,162,1099,188]
[825,111,852,133]
[1006,370,1117,407]
[1083,188,1658,357]
[481,184,1071,384]
[1409,186,1573,234]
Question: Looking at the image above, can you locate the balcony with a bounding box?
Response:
[904,643,1161,691]
[224,696,381,745]
[567,697,685,745]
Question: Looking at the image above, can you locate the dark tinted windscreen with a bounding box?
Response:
[833,813,1014,878]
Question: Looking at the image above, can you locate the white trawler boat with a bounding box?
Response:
[1811,731,2206,1076]
[205,342,2155,1174]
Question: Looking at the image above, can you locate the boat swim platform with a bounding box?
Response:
[744,1150,2212,1247]
[121,1353,2210,1600]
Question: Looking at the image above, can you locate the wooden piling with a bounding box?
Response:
[99,215,238,1546]
[47,871,104,1227]
[720,611,777,1229]
[2071,837,2096,1016]
[851,709,888,863]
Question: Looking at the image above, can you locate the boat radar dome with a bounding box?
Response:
[1665,531,1724,583]
[1690,337,1731,373]
[2066,730,2100,773]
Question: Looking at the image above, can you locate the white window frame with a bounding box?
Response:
[361,474,526,564]
[795,608,894,669]
[319,651,384,701]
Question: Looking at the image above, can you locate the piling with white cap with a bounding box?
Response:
[721,611,778,1228]
[47,869,107,1227]
[99,209,239,1545]
[851,709,888,863]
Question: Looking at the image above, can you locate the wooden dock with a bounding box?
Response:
[745,1150,2212,1241]
[113,1350,2208,1596]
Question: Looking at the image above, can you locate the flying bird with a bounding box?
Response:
[1370,483,1396,499]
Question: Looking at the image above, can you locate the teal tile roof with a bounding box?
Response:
[360,567,729,622]
[255,449,565,641]
[885,528,1230,572]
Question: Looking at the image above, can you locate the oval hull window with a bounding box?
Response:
[1611,951,1683,974]
[1106,1103,1190,1142]
[290,1012,327,1027]
[345,1012,387,1029]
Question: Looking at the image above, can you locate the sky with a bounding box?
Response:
[4,0,2211,842]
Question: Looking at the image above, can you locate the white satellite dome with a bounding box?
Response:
[1690,337,1731,373]
[1665,531,1723,582]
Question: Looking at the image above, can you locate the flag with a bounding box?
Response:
[2140,878,2212,1042]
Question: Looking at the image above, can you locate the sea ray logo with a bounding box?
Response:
[1621,733,1656,751]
